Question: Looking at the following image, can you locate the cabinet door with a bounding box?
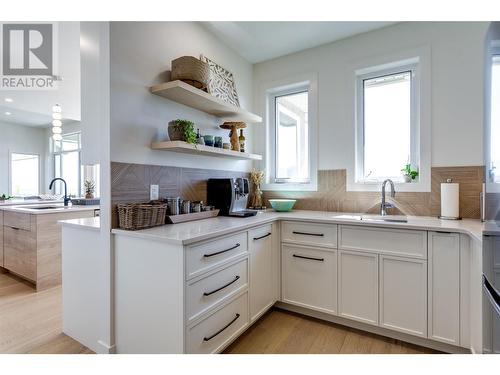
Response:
[4,226,37,281]
[249,225,274,321]
[428,231,460,345]
[338,250,378,325]
[282,244,337,314]
[0,212,3,267]
[380,255,427,337]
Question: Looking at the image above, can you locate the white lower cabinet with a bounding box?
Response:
[282,244,337,314]
[249,225,274,321]
[379,255,427,337]
[428,231,460,345]
[338,250,379,325]
[186,292,249,354]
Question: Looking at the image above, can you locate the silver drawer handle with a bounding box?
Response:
[293,254,324,262]
[203,313,240,342]
[203,243,240,258]
[292,231,324,237]
[203,276,240,296]
[253,232,271,241]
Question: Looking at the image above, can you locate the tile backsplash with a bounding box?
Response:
[263,166,484,219]
[111,163,485,228]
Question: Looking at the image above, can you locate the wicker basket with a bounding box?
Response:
[117,201,168,230]
[171,56,209,90]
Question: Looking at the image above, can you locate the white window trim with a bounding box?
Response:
[258,73,318,192]
[347,46,431,192]
[486,43,500,193]
[52,131,83,196]
[8,150,41,197]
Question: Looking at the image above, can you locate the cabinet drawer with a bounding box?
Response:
[4,211,33,231]
[339,225,427,259]
[282,244,337,314]
[186,292,249,354]
[186,232,248,279]
[3,226,36,281]
[282,221,337,248]
[186,259,248,323]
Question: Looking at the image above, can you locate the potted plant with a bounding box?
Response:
[0,194,12,201]
[168,119,197,145]
[84,180,96,199]
[401,164,419,183]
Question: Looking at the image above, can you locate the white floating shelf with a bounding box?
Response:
[151,141,263,161]
[150,80,262,123]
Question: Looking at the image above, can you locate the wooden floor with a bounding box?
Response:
[0,271,93,354]
[224,309,440,354]
[1,271,437,354]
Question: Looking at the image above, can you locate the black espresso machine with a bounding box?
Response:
[207,178,257,217]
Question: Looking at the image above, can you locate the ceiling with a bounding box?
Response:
[202,22,397,63]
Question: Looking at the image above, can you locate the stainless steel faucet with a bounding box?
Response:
[380,179,396,216]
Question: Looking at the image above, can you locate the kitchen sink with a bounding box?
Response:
[25,205,64,210]
[331,214,408,223]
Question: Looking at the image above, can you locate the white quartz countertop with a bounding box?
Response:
[0,203,100,214]
[111,210,486,245]
[0,199,63,206]
[59,216,100,231]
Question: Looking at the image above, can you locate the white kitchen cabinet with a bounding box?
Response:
[282,244,337,314]
[428,231,460,345]
[338,249,378,325]
[248,225,274,321]
[379,255,427,337]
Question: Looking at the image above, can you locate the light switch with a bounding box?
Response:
[150,184,159,200]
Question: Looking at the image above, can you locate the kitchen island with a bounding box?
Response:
[0,203,99,290]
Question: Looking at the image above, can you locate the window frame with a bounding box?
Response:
[9,151,41,197]
[51,131,83,197]
[347,47,431,193]
[355,63,419,183]
[261,73,318,192]
[487,46,500,192]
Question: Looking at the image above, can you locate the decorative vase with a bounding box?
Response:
[249,183,263,208]
[85,193,94,199]
[168,121,184,141]
[403,175,412,183]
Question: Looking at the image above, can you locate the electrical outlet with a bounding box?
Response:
[150,184,159,200]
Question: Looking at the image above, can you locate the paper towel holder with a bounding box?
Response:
[438,178,462,220]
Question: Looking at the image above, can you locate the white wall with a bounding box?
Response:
[253,22,489,172]
[110,22,254,172]
[0,121,48,195]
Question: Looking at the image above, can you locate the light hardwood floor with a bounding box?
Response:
[1,271,438,354]
[0,271,93,354]
[224,309,440,354]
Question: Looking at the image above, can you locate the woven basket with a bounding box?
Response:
[117,201,168,230]
[171,56,209,90]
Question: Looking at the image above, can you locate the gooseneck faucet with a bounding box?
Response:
[380,179,396,216]
[49,178,71,206]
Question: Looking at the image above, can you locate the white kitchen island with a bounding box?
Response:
[106,210,486,354]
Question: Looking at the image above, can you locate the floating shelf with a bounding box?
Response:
[150,80,262,123]
[151,141,262,161]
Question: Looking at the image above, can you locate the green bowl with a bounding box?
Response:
[269,199,296,212]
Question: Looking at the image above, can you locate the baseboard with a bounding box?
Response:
[275,302,471,354]
[97,340,116,354]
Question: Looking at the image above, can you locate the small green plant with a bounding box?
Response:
[173,119,197,145]
[84,180,96,198]
[401,164,419,180]
[0,194,12,200]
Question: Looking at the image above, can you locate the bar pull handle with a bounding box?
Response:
[293,254,324,262]
[253,232,271,241]
[292,231,324,237]
[204,243,240,258]
[203,313,240,342]
[203,276,240,296]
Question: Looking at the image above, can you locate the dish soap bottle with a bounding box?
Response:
[239,129,245,153]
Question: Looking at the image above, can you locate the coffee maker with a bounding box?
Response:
[207,178,257,217]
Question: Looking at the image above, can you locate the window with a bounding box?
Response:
[264,75,318,191]
[490,55,500,183]
[356,61,419,183]
[52,132,82,197]
[10,153,40,196]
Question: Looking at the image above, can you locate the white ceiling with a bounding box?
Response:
[202,22,397,63]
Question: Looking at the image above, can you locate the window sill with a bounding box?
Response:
[347,180,430,192]
[261,182,318,192]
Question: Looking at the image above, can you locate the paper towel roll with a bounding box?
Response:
[441,182,459,218]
